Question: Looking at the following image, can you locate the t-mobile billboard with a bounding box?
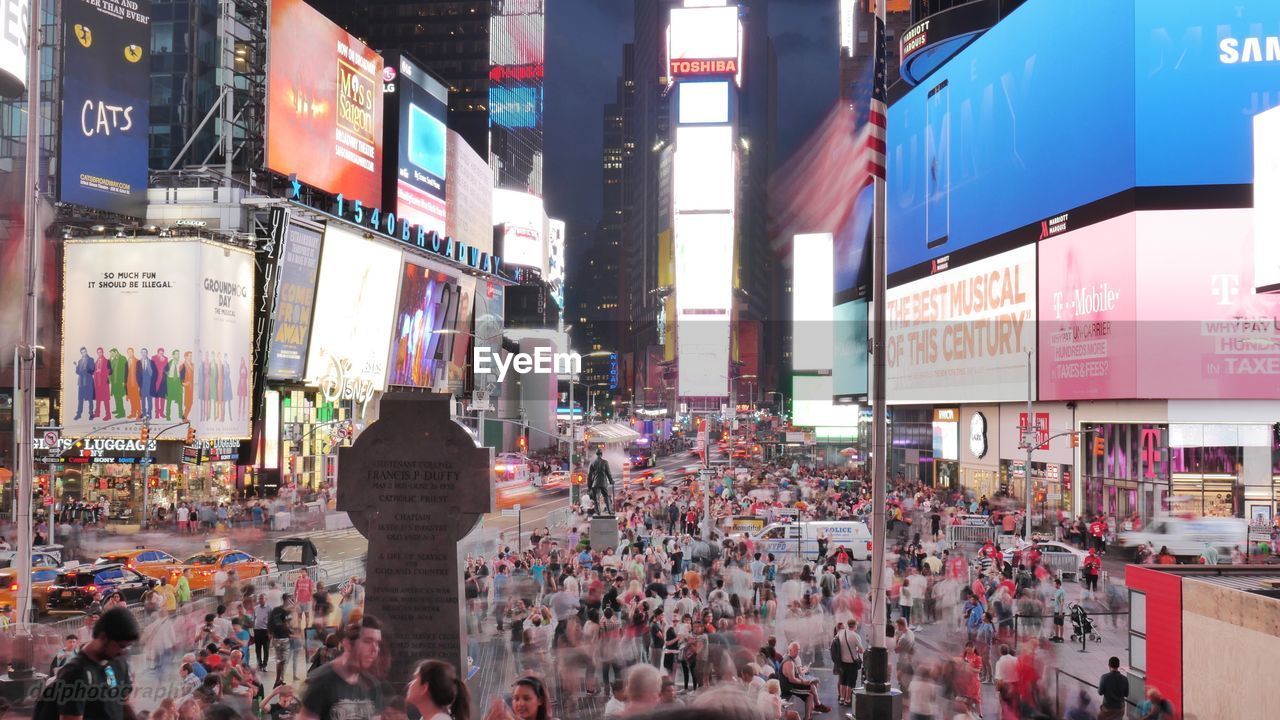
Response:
[1039,209,1280,400]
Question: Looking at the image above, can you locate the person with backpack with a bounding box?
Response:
[35,608,140,720]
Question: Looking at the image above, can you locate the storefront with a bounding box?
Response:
[930,408,960,489]
[998,402,1077,520]
[959,405,1001,499]
[1080,423,1169,523]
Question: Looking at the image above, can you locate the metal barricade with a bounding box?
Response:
[945,522,999,550]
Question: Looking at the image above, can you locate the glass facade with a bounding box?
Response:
[278,389,353,494]
[1082,422,1278,522]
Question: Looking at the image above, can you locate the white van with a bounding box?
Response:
[1118,516,1248,560]
[751,521,873,562]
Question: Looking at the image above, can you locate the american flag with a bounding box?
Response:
[869,1,888,181]
[769,0,889,265]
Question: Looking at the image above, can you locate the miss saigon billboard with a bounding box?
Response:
[267,0,384,205]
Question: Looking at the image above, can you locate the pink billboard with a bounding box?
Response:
[1040,208,1280,400]
[1038,214,1139,400]
[1135,208,1280,399]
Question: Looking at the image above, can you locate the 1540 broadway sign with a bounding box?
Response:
[286,178,508,279]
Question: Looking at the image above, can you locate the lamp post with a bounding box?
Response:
[432,329,500,447]
[766,390,786,421]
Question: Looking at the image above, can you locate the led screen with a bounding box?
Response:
[547,219,565,310]
[675,214,733,398]
[59,0,151,217]
[388,258,462,389]
[1134,0,1280,187]
[489,86,542,129]
[0,0,26,97]
[679,81,730,124]
[493,188,545,270]
[674,126,735,213]
[886,244,1036,403]
[932,420,959,461]
[387,54,448,236]
[674,214,734,318]
[305,225,401,392]
[1256,106,1280,293]
[833,299,869,399]
[669,6,738,61]
[792,233,834,372]
[886,0,1134,274]
[792,376,860,428]
[267,0,383,204]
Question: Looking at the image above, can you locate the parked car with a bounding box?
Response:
[47,563,157,613]
[95,548,182,581]
[0,565,61,617]
[1001,541,1088,580]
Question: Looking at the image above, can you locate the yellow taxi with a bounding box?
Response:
[0,565,62,617]
[164,540,270,590]
[95,548,182,582]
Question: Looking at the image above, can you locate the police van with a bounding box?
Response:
[751,521,873,563]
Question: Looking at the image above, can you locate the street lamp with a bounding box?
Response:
[766,390,786,421]
[430,329,501,446]
[566,350,613,478]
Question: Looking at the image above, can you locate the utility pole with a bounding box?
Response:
[15,0,46,627]
[1025,351,1035,545]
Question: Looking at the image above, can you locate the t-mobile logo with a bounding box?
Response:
[1211,273,1240,305]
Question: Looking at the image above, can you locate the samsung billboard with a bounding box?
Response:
[887,0,1280,276]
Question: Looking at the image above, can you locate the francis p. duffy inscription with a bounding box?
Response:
[338,392,493,682]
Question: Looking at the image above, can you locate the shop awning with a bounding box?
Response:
[584,423,640,445]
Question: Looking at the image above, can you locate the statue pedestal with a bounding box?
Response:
[590,514,620,552]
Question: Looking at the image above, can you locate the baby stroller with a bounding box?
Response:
[1068,602,1103,646]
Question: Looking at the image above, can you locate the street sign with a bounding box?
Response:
[471,390,491,412]
[501,509,519,517]
[43,496,53,506]
[42,430,60,447]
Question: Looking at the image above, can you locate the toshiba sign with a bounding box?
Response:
[671,58,739,77]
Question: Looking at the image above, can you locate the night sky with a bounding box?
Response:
[544,0,838,260]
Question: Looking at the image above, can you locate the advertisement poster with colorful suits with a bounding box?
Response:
[61,239,255,440]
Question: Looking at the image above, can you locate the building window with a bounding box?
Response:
[1129,590,1147,672]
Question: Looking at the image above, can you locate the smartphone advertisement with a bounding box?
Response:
[925,79,950,250]
[384,52,448,236]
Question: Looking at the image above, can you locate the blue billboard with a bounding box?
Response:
[888,0,1280,276]
[490,86,542,129]
[1134,0,1280,187]
[59,0,151,218]
[887,0,1136,274]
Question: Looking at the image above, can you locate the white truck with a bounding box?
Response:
[1118,516,1248,560]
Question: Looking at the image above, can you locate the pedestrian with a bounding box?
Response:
[1051,578,1067,643]
[407,660,472,720]
[1138,688,1174,720]
[34,608,141,720]
[1097,656,1129,720]
[835,619,864,707]
[299,616,385,720]
[252,593,271,671]
[483,675,552,720]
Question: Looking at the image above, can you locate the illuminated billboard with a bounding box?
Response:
[886,244,1036,404]
[265,221,324,382]
[0,0,26,97]
[305,225,401,392]
[674,126,735,213]
[59,0,151,217]
[888,0,1280,276]
[388,258,462,390]
[61,239,254,440]
[669,5,739,63]
[490,86,542,129]
[1256,106,1280,294]
[678,81,730,124]
[547,218,565,311]
[267,0,383,204]
[792,233,834,373]
[385,53,447,237]
[493,188,546,271]
[792,376,860,428]
[675,214,732,398]
[446,130,494,252]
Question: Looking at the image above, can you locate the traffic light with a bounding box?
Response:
[186,426,196,445]
[1092,435,1106,457]
[519,434,528,453]
[1071,432,1079,449]
[139,425,150,443]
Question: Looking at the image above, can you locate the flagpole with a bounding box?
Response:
[856,0,898,716]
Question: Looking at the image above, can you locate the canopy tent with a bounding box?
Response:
[583,422,641,445]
